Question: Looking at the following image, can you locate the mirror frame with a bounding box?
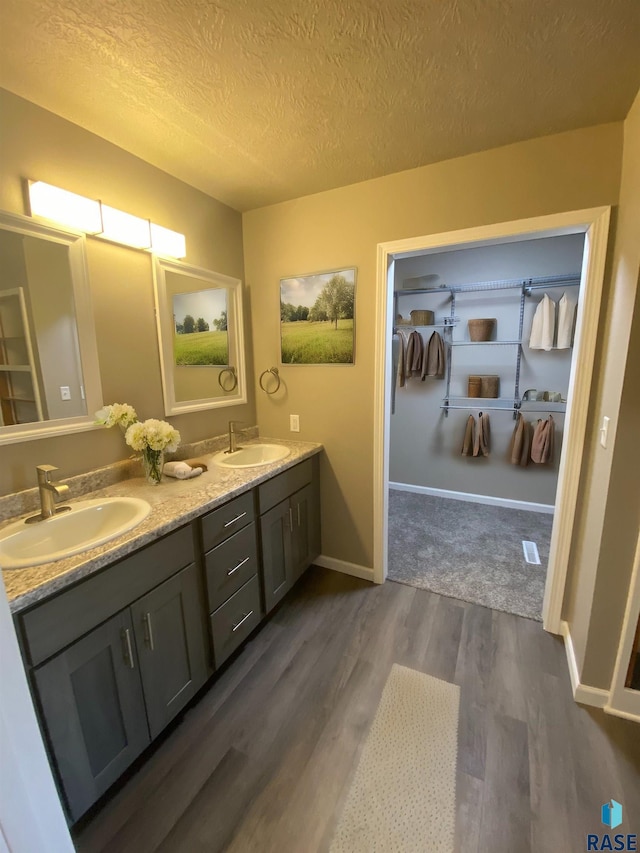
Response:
[152,257,247,415]
[0,210,103,445]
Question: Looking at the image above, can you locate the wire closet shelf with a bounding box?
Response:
[394,272,581,418]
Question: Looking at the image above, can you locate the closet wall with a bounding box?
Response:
[390,234,585,507]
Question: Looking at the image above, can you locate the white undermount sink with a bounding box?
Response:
[211,443,291,469]
[0,497,151,570]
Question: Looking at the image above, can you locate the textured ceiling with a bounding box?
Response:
[1,0,639,211]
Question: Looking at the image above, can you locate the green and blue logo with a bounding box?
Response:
[587,799,637,851]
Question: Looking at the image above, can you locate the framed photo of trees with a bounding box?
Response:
[172,288,229,366]
[280,268,356,364]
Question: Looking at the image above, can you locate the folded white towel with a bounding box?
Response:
[163,461,203,480]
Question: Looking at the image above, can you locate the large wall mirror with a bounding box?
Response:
[0,210,102,445]
[153,257,246,415]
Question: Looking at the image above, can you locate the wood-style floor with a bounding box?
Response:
[74,567,640,853]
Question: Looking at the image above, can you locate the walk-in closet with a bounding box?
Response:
[388,234,585,620]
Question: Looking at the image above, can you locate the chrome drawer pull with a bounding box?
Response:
[121,628,135,669]
[297,504,301,527]
[143,612,155,651]
[224,511,247,528]
[227,556,250,576]
[289,507,294,533]
[232,611,254,632]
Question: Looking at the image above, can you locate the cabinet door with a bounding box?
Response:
[34,610,149,822]
[290,481,321,582]
[131,563,208,739]
[260,496,294,613]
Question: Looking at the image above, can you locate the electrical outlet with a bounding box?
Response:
[600,416,610,448]
[60,386,71,401]
[290,414,300,432]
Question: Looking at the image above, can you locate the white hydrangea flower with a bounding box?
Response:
[94,402,138,429]
[125,419,181,453]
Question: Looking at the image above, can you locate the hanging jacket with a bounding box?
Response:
[461,415,475,456]
[556,292,576,349]
[475,412,491,457]
[531,415,555,464]
[422,331,445,380]
[404,330,424,378]
[529,294,555,351]
[510,413,531,467]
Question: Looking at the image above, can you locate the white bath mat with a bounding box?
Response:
[330,664,459,852]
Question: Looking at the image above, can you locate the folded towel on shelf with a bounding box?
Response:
[163,460,204,480]
[510,413,531,466]
[531,416,555,464]
[461,415,475,456]
[529,293,555,351]
[422,331,445,379]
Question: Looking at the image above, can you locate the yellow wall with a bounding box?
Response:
[243,122,623,569]
[0,90,254,495]
[565,88,640,688]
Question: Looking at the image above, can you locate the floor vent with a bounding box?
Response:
[522,540,541,565]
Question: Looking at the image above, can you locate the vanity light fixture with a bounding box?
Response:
[27,180,186,258]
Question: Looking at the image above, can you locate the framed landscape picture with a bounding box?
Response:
[280,268,356,364]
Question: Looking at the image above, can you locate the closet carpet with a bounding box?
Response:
[388,490,552,621]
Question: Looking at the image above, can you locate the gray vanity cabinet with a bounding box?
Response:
[131,563,208,739]
[34,609,150,822]
[259,458,320,613]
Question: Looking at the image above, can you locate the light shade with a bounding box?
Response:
[150,223,186,259]
[28,181,102,233]
[100,205,151,249]
[27,180,187,259]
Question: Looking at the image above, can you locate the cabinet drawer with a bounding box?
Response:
[258,459,312,514]
[20,524,195,667]
[201,491,255,552]
[210,575,262,668]
[205,522,258,613]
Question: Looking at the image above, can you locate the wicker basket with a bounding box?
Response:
[410,309,435,325]
[468,318,496,341]
[468,376,482,397]
[480,376,500,398]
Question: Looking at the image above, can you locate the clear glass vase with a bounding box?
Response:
[141,447,164,485]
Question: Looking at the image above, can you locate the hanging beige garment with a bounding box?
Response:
[461,415,475,456]
[529,294,555,351]
[556,293,577,349]
[405,331,423,377]
[422,331,445,379]
[477,412,491,457]
[510,413,531,466]
[531,415,555,464]
[397,331,408,388]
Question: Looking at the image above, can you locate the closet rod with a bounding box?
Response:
[440,403,518,412]
[395,273,581,296]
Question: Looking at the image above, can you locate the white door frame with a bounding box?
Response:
[605,530,640,721]
[373,206,611,634]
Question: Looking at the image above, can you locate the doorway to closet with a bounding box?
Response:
[372,207,611,634]
[388,234,584,621]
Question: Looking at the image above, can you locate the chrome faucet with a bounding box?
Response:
[26,465,71,523]
[226,421,243,454]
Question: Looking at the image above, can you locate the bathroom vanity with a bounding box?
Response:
[4,441,321,823]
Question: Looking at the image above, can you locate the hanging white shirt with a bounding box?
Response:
[529,293,555,351]
[556,292,576,349]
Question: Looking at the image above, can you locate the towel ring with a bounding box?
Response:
[218,366,238,392]
[259,367,281,395]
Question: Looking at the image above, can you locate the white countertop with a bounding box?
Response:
[3,438,322,614]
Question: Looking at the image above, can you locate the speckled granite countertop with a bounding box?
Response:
[2,437,322,614]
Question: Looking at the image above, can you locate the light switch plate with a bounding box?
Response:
[290,414,300,432]
[60,386,71,401]
[600,416,610,448]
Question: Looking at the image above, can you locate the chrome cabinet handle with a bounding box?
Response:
[224,511,247,528]
[297,504,301,527]
[227,556,250,576]
[232,611,254,632]
[121,628,135,669]
[143,613,155,651]
[289,507,294,533]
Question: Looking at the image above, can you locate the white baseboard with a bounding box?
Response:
[389,482,555,514]
[603,703,640,723]
[314,555,375,583]
[560,620,610,709]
